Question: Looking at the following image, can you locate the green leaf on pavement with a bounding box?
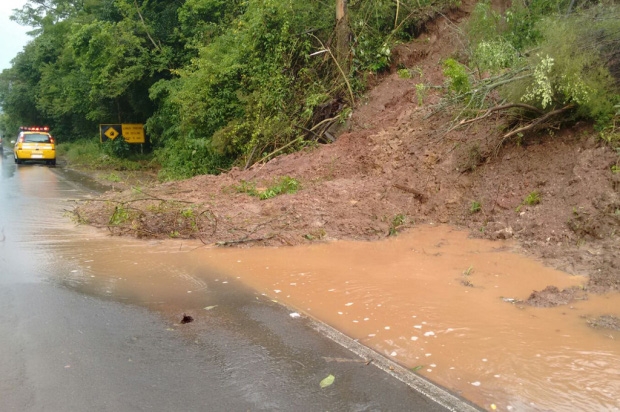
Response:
[320,374,335,388]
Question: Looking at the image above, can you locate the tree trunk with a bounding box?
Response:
[335,0,350,73]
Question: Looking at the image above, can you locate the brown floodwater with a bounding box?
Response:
[42,224,619,412]
[194,225,620,412]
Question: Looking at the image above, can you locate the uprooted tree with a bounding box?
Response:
[446,2,620,146]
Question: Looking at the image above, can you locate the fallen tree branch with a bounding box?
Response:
[131,187,195,204]
[502,104,575,140]
[310,115,340,132]
[255,137,303,165]
[294,124,324,141]
[134,0,161,51]
[494,104,575,155]
[198,209,218,237]
[215,235,275,246]
[459,103,544,126]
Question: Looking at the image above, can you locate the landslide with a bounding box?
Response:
[74,9,619,294]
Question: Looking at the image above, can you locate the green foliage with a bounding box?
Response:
[415,83,427,106]
[515,191,541,212]
[468,0,571,53]
[259,176,300,200]
[105,173,121,183]
[470,201,481,213]
[181,207,198,231]
[2,0,460,180]
[109,204,131,226]
[524,191,541,206]
[57,138,152,171]
[600,104,620,146]
[303,228,326,241]
[462,1,620,134]
[352,32,392,73]
[601,128,620,145]
[397,68,412,79]
[442,58,470,95]
[103,138,131,159]
[388,213,407,236]
[155,137,234,181]
[466,1,502,46]
[472,39,518,74]
[233,180,258,196]
[505,9,619,126]
[234,176,301,200]
[521,55,556,109]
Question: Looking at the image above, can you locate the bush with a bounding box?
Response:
[103,137,131,159]
[472,39,519,74]
[443,58,471,94]
[503,7,620,125]
[155,137,234,181]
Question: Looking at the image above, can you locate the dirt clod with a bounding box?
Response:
[525,286,587,307]
[585,315,620,331]
[180,314,194,324]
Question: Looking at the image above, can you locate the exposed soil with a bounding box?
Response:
[585,315,620,331]
[73,6,620,309]
[525,285,588,307]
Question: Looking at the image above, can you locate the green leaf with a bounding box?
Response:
[411,365,424,372]
[319,374,335,388]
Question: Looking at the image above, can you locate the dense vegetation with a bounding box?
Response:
[459,0,620,142]
[0,0,618,180]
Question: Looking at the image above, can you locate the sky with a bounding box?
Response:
[0,0,34,71]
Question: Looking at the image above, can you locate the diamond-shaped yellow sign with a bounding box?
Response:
[104,127,120,140]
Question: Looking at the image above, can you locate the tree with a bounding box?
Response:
[335,0,350,73]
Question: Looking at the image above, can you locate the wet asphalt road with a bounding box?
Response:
[0,152,474,412]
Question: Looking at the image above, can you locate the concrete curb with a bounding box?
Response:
[310,319,483,412]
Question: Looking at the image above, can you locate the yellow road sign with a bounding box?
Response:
[121,124,145,144]
[100,124,121,142]
[104,126,120,140]
[100,124,145,144]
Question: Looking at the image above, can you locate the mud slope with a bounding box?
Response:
[76,10,619,294]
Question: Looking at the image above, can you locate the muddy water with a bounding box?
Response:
[193,225,620,412]
[38,222,619,411]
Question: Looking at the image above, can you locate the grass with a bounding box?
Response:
[181,208,198,231]
[105,172,121,182]
[415,83,427,106]
[470,201,482,213]
[461,265,474,287]
[303,229,326,241]
[524,191,541,206]
[57,138,155,172]
[388,214,407,236]
[516,190,542,212]
[234,176,301,200]
[108,204,132,225]
[397,68,412,79]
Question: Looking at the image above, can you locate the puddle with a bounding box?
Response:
[193,225,620,412]
[22,221,620,411]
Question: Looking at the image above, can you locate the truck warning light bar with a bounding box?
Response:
[20,126,50,132]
